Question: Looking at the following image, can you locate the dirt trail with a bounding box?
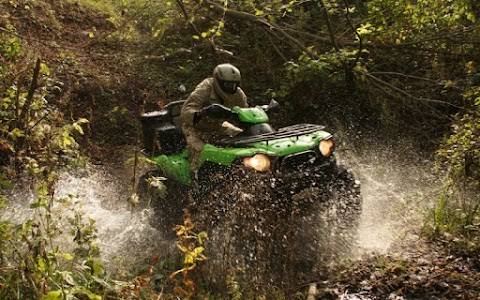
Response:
[319,141,480,299]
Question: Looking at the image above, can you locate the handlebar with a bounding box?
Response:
[197,99,279,123]
[200,103,237,119]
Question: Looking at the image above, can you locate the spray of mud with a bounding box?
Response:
[337,139,439,255]
[54,168,173,270]
[2,166,173,276]
[2,139,438,282]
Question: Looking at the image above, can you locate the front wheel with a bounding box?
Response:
[290,165,362,268]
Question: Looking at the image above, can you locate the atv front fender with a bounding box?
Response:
[151,150,192,186]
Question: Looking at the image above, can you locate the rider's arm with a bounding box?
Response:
[180,79,212,126]
[237,88,248,108]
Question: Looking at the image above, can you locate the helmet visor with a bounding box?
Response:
[220,80,239,94]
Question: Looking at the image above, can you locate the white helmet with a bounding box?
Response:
[213,63,241,95]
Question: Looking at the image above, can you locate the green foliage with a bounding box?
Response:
[0,187,106,300]
[0,34,22,88]
[2,0,480,297]
[120,0,180,37]
[429,86,480,241]
[362,0,475,45]
[0,45,111,299]
[0,21,111,300]
[0,74,87,172]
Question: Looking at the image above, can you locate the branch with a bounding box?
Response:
[262,28,289,63]
[365,74,454,122]
[343,0,362,66]
[18,57,42,131]
[365,72,462,108]
[368,71,438,82]
[203,0,317,58]
[318,0,340,51]
[175,0,202,37]
[282,24,479,52]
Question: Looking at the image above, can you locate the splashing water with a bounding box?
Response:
[55,168,169,267]
[3,166,171,275]
[337,140,438,255]
[2,139,438,281]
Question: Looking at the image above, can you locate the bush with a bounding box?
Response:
[429,88,480,243]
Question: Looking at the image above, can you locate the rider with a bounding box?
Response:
[180,63,248,171]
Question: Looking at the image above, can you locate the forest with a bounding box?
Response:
[0,0,479,299]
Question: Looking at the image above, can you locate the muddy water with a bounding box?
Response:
[2,166,172,275]
[3,141,438,276]
[53,168,173,272]
[337,140,438,255]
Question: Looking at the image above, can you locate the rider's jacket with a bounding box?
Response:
[180,78,247,134]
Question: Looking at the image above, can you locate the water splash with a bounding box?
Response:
[2,139,438,282]
[3,166,170,275]
[337,140,438,255]
[55,169,167,267]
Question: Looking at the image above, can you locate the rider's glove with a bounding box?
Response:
[193,106,212,125]
[194,104,235,125]
[193,111,202,125]
[222,121,243,137]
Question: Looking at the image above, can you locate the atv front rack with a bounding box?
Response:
[219,124,326,146]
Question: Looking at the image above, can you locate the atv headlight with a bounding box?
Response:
[243,154,271,172]
[319,138,334,157]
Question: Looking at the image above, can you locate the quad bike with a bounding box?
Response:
[138,99,362,286]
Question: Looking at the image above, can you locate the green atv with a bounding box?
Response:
[139,99,361,270]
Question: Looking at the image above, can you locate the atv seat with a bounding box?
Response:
[140,100,186,156]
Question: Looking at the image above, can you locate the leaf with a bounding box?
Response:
[41,290,63,300]
[444,80,455,88]
[73,123,84,135]
[357,23,373,36]
[63,136,74,147]
[184,253,194,264]
[0,138,14,153]
[37,256,46,273]
[197,231,208,244]
[192,246,205,256]
[9,127,24,138]
[75,288,102,300]
[61,271,76,285]
[28,201,41,209]
[40,63,50,75]
[0,173,13,189]
[57,253,74,261]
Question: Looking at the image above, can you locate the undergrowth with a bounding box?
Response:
[426,87,480,249]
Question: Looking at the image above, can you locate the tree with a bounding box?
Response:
[166,0,477,136]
